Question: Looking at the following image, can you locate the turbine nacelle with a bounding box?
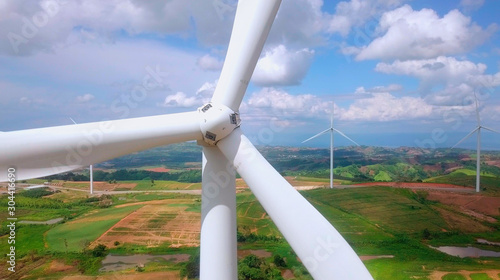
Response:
[198,103,241,146]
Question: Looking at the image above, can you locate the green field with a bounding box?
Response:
[130,180,200,190]
[470,273,494,280]
[425,170,500,191]
[237,193,281,236]
[46,205,143,252]
[294,176,352,185]
[2,177,499,279]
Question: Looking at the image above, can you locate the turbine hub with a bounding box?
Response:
[198,103,241,145]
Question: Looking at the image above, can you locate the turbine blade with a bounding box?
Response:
[302,128,331,143]
[200,147,237,279]
[331,105,334,128]
[473,92,481,126]
[211,0,281,111]
[482,126,499,133]
[332,128,360,146]
[451,127,479,149]
[0,111,202,181]
[217,129,373,279]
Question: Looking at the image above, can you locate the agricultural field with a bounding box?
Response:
[1,182,500,279]
[46,204,144,252]
[1,143,500,279]
[92,199,201,249]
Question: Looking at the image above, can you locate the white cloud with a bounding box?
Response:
[0,0,237,56]
[247,88,319,111]
[267,0,325,47]
[375,57,500,106]
[365,84,403,93]
[160,80,216,108]
[375,56,487,88]
[423,83,475,106]
[195,80,217,98]
[467,71,500,89]
[338,92,433,121]
[252,45,314,87]
[460,0,485,11]
[483,105,500,121]
[0,40,218,99]
[161,92,198,108]
[354,5,497,60]
[197,54,223,71]
[76,93,94,103]
[0,0,331,56]
[242,87,457,125]
[241,88,332,128]
[325,0,408,36]
[20,97,31,104]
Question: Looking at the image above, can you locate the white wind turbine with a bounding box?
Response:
[303,105,360,189]
[0,1,373,279]
[70,118,93,195]
[452,93,498,193]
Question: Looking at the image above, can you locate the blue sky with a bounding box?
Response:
[1,0,499,149]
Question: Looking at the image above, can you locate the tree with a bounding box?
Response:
[91,244,107,257]
[273,254,287,268]
[181,253,200,279]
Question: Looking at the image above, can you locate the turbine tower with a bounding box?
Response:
[0,1,373,279]
[452,93,498,192]
[303,105,360,189]
[71,118,93,195]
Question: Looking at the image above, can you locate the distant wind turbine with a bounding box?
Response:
[452,93,498,192]
[70,118,93,195]
[302,105,360,189]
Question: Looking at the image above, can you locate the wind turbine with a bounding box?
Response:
[0,1,373,279]
[452,93,498,192]
[70,118,93,195]
[303,105,360,189]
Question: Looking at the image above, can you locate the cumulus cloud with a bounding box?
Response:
[363,84,403,93]
[375,56,487,88]
[197,54,223,71]
[0,0,334,56]
[483,105,500,121]
[252,45,314,87]
[160,80,216,108]
[338,92,433,121]
[375,56,500,106]
[325,0,408,36]
[460,0,485,11]
[354,5,497,60]
[195,80,217,98]
[76,94,95,103]
[242,88,448,125]
[247,88,320,111]
[241,88,332,128]
[0,0,237,56]
[162,92,198,108]
[267,0,326,47]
